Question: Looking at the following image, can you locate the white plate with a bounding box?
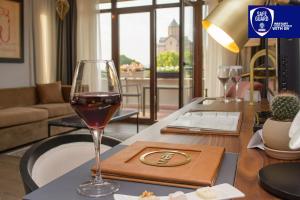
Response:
[114,183,245,200]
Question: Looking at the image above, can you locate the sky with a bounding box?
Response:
[98,6,194,67]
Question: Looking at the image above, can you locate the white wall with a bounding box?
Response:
[0,0,34,89]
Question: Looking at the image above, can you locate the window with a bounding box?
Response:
[117,0,152,8]
[156,0,179,4]
[97,0,111,10]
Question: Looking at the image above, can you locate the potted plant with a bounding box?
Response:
[263,93,300,151]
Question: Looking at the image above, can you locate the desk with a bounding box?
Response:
[26,99,281,199]
[125,99,278,199]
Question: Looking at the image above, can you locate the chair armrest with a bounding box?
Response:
[61,85,72,102]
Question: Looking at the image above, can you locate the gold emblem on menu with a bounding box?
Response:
[139,150,192,167]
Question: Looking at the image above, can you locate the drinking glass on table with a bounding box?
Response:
[217,65,230,103]
[229,65,243,102]
[70,60,121,197]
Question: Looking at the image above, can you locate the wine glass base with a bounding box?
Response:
[235,98,242,102]
[77,180,119,197]
[224,99,230,103]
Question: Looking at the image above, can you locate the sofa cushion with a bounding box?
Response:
[0,107,48,128]
[33,103,74,118]
[36,82,65,104]
[0,87,38,108]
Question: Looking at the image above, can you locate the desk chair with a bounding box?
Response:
[19,134,121,194]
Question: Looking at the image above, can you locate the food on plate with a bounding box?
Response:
[139,191,160,200]
[168,191,187,200]
[196,187,217,199]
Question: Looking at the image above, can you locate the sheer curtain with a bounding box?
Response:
[32,0,57,84]
[76,0,99,61]
[202,0,237,98]
[76,0,101,90]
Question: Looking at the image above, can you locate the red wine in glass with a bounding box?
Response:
[71,60,121,197]
[71,92,121,129]
[218,76,229,85]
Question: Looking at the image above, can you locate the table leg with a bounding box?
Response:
[136,113,139,133]
[143,87,146,116]
[48,124,51,137]
[157,88,160,112]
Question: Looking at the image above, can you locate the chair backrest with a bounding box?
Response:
[19,134,121,194]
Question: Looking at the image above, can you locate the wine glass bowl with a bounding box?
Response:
[70,60,121,197]
[229,65,243,102]
[217,66,230,103]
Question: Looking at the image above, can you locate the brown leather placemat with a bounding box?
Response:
[98,141,225,188]
[160,111,243,136]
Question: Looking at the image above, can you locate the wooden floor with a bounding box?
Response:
[0,155,24,200]
[0,122,149,200]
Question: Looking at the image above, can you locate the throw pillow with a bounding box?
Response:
[37,81,65,104]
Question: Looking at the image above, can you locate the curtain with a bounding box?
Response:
[57,0,77,85]
[32,0,57,84]
[76,0,99,61]
[202,0,237,98]
[76,0,100,90]
[26,0,35,86]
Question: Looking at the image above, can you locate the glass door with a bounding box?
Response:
[118,12,151,119]
[156,7,180,119]
[182,1,194,105]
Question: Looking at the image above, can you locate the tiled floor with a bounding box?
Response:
[0,122,149,200]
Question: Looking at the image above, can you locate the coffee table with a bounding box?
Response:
[48,109,139,137]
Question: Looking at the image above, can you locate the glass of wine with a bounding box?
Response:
[217,65,230,103]
[229,65,243,102]
[70,60,121,197]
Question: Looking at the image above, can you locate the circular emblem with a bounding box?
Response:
[139,150,192,167]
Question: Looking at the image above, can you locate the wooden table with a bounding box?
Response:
[123,98,281,200]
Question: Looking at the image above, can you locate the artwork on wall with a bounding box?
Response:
[0,0,23,63]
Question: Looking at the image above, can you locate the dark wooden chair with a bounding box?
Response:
[19,134,121,194]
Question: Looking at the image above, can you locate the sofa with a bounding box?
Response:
[0,84,74,152]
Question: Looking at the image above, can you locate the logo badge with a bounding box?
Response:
[139,150,192,167]
[250,7,274,37]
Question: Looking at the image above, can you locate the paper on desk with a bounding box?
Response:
[114,183,245,200]
[247,129,265,150]
[167,112,240,132]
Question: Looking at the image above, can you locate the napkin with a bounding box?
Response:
[114,183,245,200]
[247,129,265,150]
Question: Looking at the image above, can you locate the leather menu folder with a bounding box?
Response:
[161,111,243,136]
[99,141,225,188]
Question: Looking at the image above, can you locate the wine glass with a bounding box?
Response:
[229,65,243,102]
[217,66,230,103]
[70,60,121,197]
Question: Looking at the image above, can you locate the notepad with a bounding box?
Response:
[167,112,241,132]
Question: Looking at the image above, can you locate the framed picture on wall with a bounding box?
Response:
[0,0,24,63]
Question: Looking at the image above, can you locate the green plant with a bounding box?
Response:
[157,51,179,67]
[271,93,300,121]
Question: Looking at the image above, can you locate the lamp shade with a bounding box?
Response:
[202,0,266,53]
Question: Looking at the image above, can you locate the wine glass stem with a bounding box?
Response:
[91,129,104,184]
[235,82,239,101]
[224,84,227,103]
